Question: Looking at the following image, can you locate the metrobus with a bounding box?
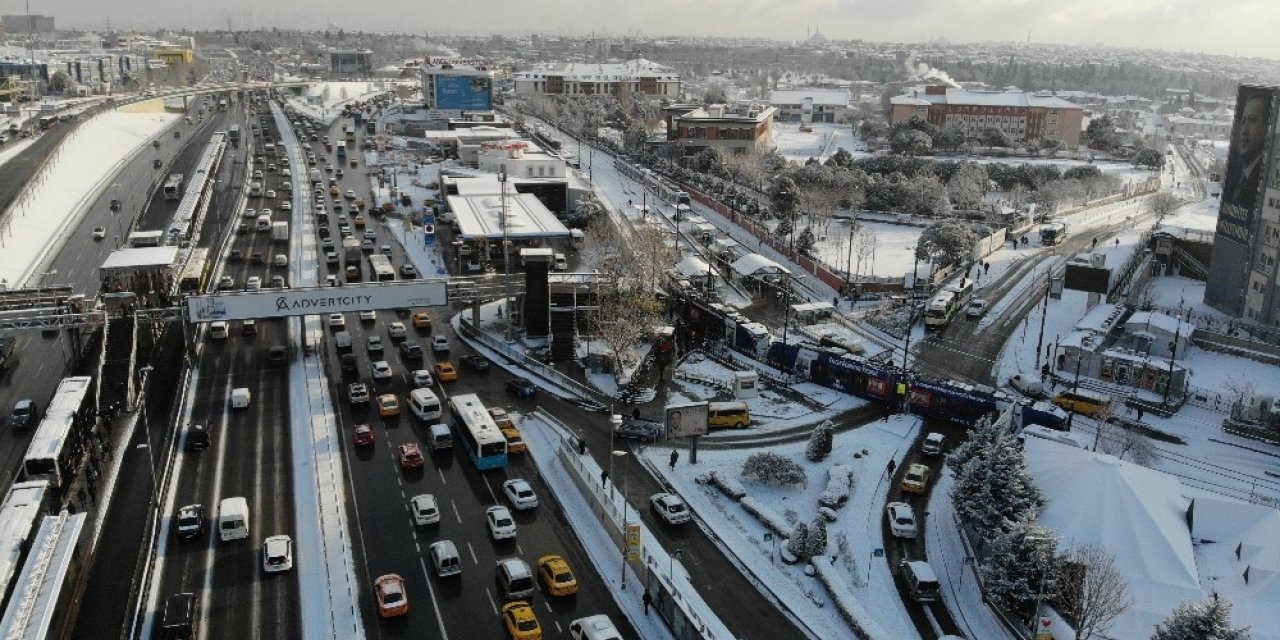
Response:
[448,393,507,470]
[0,480,51,611]
[22,376,95,492]
[177,248,212,294]
[367,254,395,282]
[163,173,184,200]
[923,290,959,330]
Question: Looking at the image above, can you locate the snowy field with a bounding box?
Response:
[638,414,924,640]
[773,122,867,164]
[806,219,923,280]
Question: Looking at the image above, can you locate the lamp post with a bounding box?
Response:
[137,364,159,508]
[607,413,622,495]
[499,164,513,342]
[612,449,631,590]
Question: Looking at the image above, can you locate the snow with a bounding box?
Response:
[0,138,34,168]
[773,122,866,164]
[636,414,925,640]
[807,219,923,279]
[282,81,391,125]
[0,109,178,288]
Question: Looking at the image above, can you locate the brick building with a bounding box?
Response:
[890,86,1084,148]
[663,103,777,155]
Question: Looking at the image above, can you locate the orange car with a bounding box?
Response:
[374,574,408,617]
[434,361,458,382]
[411,311,432,330]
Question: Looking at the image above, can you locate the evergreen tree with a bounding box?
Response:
[805,421,834,461]
[979,516,1058,617]
[1151,597,1252,640]
[785,522,809,559]
[805,517,828,558]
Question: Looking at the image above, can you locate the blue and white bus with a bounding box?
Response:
[448,393,507,470]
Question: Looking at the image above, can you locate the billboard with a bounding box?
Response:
[665,402,709,438]
[1064,264,1111,294]
[1216,85,1277,245]
[187,281,447,323]
[435,74,492,111]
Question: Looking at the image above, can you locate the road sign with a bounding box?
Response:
[188,280,447,322]
[762,533,773,542]
[673,548,683,561]
[873,548,884,557]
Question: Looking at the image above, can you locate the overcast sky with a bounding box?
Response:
[11,0,1279,61]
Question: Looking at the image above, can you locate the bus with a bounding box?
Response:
[923,290,959,330]
[228,125,241,145]
[0,481,51,612]
[368,254,395,282]
[1039,221,1067,246]
[22,376,94,491]
[178,248,212,294]
[163,173,184,200]
[448,393,507,470]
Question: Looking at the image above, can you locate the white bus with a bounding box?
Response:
[22,376,94,491]
[368,254,395,282]
[447,393,507,470]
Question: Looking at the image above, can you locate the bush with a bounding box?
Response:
[708,471,747,500]
[742,452,807,487]
[805,420,835,462]
[740,496,792,537]
[818,465,854,509]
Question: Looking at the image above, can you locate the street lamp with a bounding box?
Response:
[612,449,631,590]
[607,413,622,485]
[137,364,160,508]
[499,164,514,342]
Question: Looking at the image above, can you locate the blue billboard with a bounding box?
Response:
[435,74,492,111]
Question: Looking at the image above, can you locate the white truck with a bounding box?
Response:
[310,168,322,185]
[271,221,289,243]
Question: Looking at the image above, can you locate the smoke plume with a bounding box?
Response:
[904,52,961,89]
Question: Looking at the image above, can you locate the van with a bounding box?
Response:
[707,401,751,429]
[230,387,251,409]
[255,214,271,232]
[495,557,534,600]
[427,423,453,451]
[160,592,197,640]
[1050,389,1113,418]
[569,615,623,640]
[334,331,352,350]
[900,560,941,602]
[922,432,945,457]
[553,253,568,271]
[209,321,229,339]
[429,540,461,577]
[569,228,586,250]
[218,497,250,542]
[408,388,443,422]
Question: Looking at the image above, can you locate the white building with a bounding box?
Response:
[769,89,851,124]
[513,58,680,99]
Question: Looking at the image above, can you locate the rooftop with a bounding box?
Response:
[446,190,569,241]
[514,58,677,81]
[769,89,850,106]
[891,86,1083,110]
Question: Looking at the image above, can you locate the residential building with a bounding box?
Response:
[769,89,850,123]
[420,58,495,114]
[513,59,679,99]
[664,103,777,155]
[1165,115,1232,141]
[2,14,54,33]
[889,85,1084,148]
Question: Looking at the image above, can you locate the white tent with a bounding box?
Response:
[674,256,712,280]
[730,253,785,278]
[1189,495,1280,636]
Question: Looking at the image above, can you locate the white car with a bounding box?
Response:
[280,201,292,211]
[93,226,107,239]
[649,493,691,525]
[262,534,294,572]
[411,369,434,388]
[345,189,356,200]
[358,310,376,323]
[388,322,407,339]
[363,229,377,240]
[265,189,276,199]
[966,299,989,318]
[327,313,345,328]
[243,207,258,219]
[430,335,449,352]
[410,494,440,525]
[370,360,393,380]
[485,505,517,540]
[1009,373,1046,399]
[246,276,262,291]
[886,502,918,539]
[367,336,383,353]
[502,479,538,511]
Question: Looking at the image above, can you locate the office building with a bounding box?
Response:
[890,85,1084,148]
[420,58,495,115]
[663,103,777,155]
[513,59,679,99]
[329,50,372,77]
[2,14,54,33]
[769,89,851,123]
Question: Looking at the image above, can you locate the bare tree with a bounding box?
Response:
[1144,192,1182,222]
[1054,544,1131,640]
[584,213,668,387]
[1098,421,1160,466]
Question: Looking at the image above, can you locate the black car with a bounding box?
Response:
[459,354,490,372]
[175,504,204,538]
[505,377,537,400]
[615,419,665,442]
[251,252,265,264]
[267,345,288,365]
[339,353,358,374]
[9,399,37,429]
[229,249,243,262]
[185,424,210,451]
[398,342,424,361]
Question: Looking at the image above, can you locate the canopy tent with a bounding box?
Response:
[674,256,712,280]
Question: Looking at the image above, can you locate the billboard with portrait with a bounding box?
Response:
[665,402,709,438]
[434,74,492,111]
[1216,85,1278,245]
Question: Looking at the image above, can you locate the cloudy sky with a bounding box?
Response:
[11,0,1280,60]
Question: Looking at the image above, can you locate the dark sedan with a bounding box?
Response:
[505,377,537,400]
[459,354,490,372]
[616,419,665,442]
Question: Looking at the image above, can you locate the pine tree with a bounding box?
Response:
[950,422,1044,541]
[785,522,809,559]
[1151,597,1252,640]
[805,421,834,462]
[946,415,998,475]
[979,516,1058,617]
[805,517,828,558]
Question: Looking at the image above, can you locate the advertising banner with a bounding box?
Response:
[435,75,492,111]
[665,402,709,438]
[1216,85,1278,246]
[625,524,641,560]
[188,281,447,323]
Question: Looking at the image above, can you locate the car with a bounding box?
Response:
[922,432,946,456]
[537,555,578,597]
[900,463,931,495]
[886,502,918,539]
[377,393,400,417]
[615,419,664,442]
[434,361,458,382]
[486,506,517,540]
[241,319,257,335]
[326,251,339,265]
[345,189,356,200]
[398,442,424,469]
[280,201,292,211]
[243,207,258,219]
[328,313,345,328]
[367,336,383,352]
[358,310,376,322]
[262,535,294,573]
[217,276,235,290]
[387,322,407,339]
[488,407,514,429]
[650,493,692,525]
[426,335,450,352]
[265,189,276,199]
[353,215,366,227]
[399,342,423,361]
[502,601,542,640]
[1008,373,1046,399]
[363,229,377,240]
[246,276,262,290]
[361,239,374,252]
[237,222,249,234]
[92,226,106,240]
[966,299,989,318]
[270,275,285,288]
[251,251,265,264]
[321,237,334,249]
[348,382,370,404]
[502,479,538,510]
[505,377,537,400]
[411,311,432,329]
[410,494,440,525]
[411,369,434,388]
[370,360,393,379]
[229,248,244,261]
[459,354,489,372]
[176,504,204,539]
[353,423,374,446]
[267,345,287,364]
[373,574,408,618]
[400,263,418,277]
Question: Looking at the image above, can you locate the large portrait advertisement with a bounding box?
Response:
[1217,86,1278,245]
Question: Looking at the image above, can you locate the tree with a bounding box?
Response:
[916,219,978,270]
[980,516,1058,617]
[741,452,807,487]
[947,162,988,211]
[1098,421,1160,465]
[900,175,952,217]
[1133,148,1165,170]
[1145,191,1182,222]
[785,522,810,560]
[585,214,667,386]
[1151,597,1252,640]
[805,517,828,558]
[950,417,1045,541]
[805,421,834,461]
[1086,115,1122,152]
[979,127,1011,148]
[771,176,799,218]
[48,70,72,94]
[1054,544,1131,640]
[890,129,933,156]
[935,124,968,151]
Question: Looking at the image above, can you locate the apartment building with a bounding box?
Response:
[890,85,1084,148]
[663,103,777,155]
[513,59,679,99]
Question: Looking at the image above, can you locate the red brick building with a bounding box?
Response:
[890,86,1084,148]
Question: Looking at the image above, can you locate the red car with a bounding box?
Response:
[353,423,374,447]
[398,442,424,470]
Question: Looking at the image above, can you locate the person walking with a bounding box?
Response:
[642,590,652,614]
[632,406,641,420]
[669,449,679,470]
[886,458,897,477]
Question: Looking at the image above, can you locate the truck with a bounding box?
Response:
[335,141,347,162]
[342,237,362,263]
[271,221,289,243]
[1039,221,1067,246]
[310,168,322,185]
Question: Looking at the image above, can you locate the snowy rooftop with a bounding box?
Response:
[1189,495,1280,631]
[769,89,850,106]
[891,88,1082,110]
[1074,301,1127,334]
[730,253,785,277]
[513,58,677,81]
[99,247,180,271]
[1125,310,1184,336]
[447,192,569,241]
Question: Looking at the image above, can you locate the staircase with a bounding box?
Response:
[1170,244,1208,280]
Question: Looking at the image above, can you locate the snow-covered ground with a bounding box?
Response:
[0,108,178,288]
[283,81,392,125]
[637,414,924,640]
[0,138,35,168]
[773,122,866,163]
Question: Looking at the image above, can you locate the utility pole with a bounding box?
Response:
[500,165,513,342]
[1034,270,1050,370]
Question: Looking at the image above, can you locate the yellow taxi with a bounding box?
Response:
[900,463,931,495]
[329,185,339,197]
[411,311,432,330]
[377,394,400,417]
[488,407,514,430]
[536,555,578,596]
[501,601,542,640]
[434,361,458,382]
[501,425,527,454]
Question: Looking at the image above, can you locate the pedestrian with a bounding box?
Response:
[886,458,897,477]
[669,449,679,470]
[984,261,990,274]
[882,404,891,422]
[1136,407,1145,422]
[1091,236,1098,248]
[642,590,652,614]
[601,469,609,486]
[1115,238,1120,247]
[832,296,839,309]
[632,406,641,421]
[577,437,588,455]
